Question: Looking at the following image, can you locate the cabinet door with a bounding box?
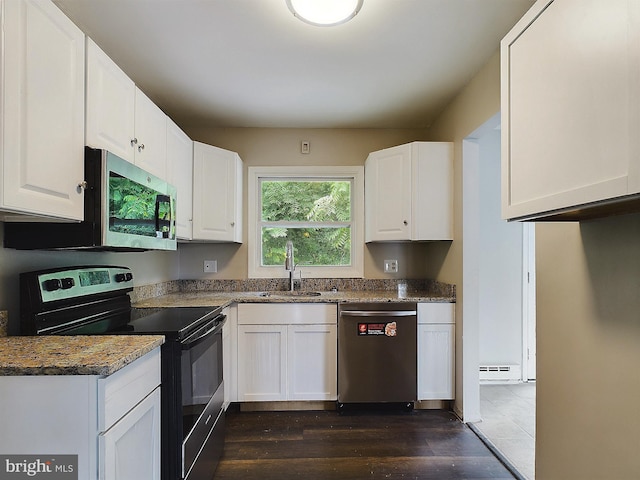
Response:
[365,144,412,242]
[134,88,167,179]
[85,38,136,163]
[1,0,85,220]
[99,387,160,480]
[287,324,337,401]
[166,119,193,240]
[502,0,640,221]
[412,143,453,240]
[237,324,287,401]
[192,142,243,242]
[417,324,455,400]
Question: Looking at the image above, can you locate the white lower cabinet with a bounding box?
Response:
[417,303,455,400]
[0,348,161,480]
[237,303,337,402]
[99,388,160,480]
[238,323,288,401]
[287,323,338,401]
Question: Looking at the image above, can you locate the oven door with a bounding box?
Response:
[181,314,226,480]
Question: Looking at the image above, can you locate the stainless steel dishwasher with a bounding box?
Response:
[337,302,417,409]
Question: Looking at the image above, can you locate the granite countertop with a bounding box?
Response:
[133,290,455,309]
[0,335,164,376]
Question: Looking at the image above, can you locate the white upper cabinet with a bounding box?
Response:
[133,88,168,179]
[86,39,167,179]
[166,119,193,240]
[501,0,640,221]
[365,142,453,242]
[85,38,136,163]
[1,0,85,221]
[192,142,243,243]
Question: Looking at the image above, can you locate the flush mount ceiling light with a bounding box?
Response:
[286,0,364,27]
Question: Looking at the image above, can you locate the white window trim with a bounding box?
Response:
[248,166,364,279]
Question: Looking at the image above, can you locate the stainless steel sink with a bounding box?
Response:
[258,291,322,297]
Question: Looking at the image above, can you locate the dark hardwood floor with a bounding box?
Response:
[213,406,515,480]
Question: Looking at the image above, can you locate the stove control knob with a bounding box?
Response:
[43,279,62,292]
[61,278,75,289]
[115,273,133,283]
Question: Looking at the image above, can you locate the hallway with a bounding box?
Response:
[472,383,536,480]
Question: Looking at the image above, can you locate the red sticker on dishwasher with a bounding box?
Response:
[358,322,397,337]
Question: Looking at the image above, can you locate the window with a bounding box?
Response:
[248,166,364,278]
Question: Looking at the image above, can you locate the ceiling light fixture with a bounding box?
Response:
[286,0,364,27]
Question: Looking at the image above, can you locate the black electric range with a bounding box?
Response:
[18,265,226,480]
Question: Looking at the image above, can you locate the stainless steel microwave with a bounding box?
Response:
[4,147,177,251]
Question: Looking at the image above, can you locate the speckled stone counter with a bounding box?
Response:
[0,335,164,376]
[133,289,455,309]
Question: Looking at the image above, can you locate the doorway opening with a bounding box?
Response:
[462,112,536,479]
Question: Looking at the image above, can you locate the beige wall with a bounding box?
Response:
[421,51,502,418]
[425,48,640,478]
[178,127,433,280]
[536,217,640,479]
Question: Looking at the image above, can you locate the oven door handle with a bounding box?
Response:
[340,310,416,317]
[182,314,226,349]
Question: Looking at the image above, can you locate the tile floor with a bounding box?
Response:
[472,382,536,480]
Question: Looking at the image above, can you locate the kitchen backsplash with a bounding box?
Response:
[0,311,8,337]
[130,278,455,304]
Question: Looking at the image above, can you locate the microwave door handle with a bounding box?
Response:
[155,194,170,235]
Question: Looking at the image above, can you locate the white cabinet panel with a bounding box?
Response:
[365,142,453,241]
[236,304,338,402]
[417,303,455,400]
[237,324,287,401]
[85,38,136,163]
[501,0,640,221]
[99,388,160,480]
[192,142,243,242]
[166,119,193,240]
[238,303,337,325]
[1,0,85,220]
[287,324,337,401]
[133,88,168,179]
[418,324,455,400]
[85,41,168,180]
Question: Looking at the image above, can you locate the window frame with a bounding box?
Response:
[248,166,364,279]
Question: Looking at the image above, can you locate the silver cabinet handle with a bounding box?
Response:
[131,138,138,147]
[77,181,88,192]
[138,144,145,152]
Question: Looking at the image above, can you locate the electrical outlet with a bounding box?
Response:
[203,260,217,273]
[384,259,398,273]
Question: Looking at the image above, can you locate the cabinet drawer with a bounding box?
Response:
[417,303,455,324]
[98,348,161,431]
[238,303,337,325]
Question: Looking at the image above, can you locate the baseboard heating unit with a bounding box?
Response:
[479,365,521,382]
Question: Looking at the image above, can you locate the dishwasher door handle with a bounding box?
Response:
[340,310,416,317]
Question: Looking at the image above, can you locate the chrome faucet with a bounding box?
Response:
[285,240,295,291]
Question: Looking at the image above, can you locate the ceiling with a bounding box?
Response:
[54,0,534,129]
